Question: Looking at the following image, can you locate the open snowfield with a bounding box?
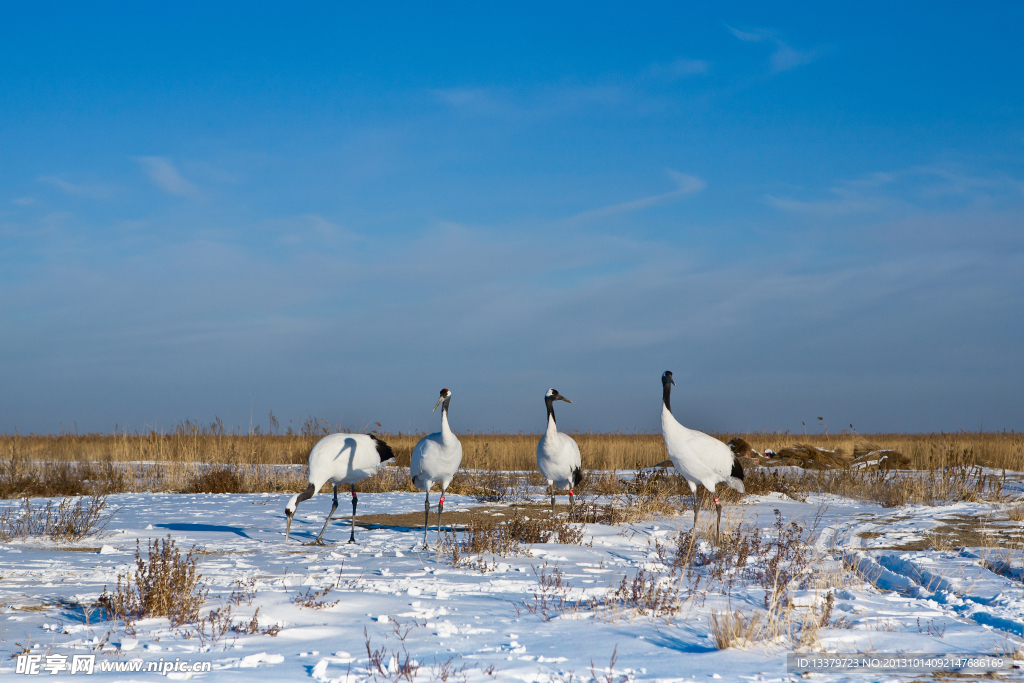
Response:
[2,477,1024,682]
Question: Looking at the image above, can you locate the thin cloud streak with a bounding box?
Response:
[725,24,820,72]
[648,58,710,79]
[37,176,112,199]
[567,170,707,223]
[136,157,199,197]
[766,166,1024,216]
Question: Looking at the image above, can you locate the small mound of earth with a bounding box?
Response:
[767,443,848,470]
[727,438,760,459]
[850,449,911,470]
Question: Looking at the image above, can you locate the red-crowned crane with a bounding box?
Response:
[536,389,582,511]
[660,371,744,543]
[410,388,463,548]
[284,433,395,544]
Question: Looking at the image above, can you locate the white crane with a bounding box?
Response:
[284,433,395,544]
[536,389,582,511]
[410,388,463,548]
[660,371,744,543]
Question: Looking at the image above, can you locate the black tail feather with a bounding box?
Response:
[571,466,583,487]
[372,435,396,463]
[731,455,744,480]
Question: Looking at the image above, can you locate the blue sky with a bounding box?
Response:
[2,2,1023,435]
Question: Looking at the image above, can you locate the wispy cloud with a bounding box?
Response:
[430,85,623,119]
[136,157,199,197]
[765,166,1024,217]
[11,197,37,206]
[37,176,112,199]
[648,57,710,80]
[725,25,820,72]
[567,169,706,222]
[770,44,819,72]
[726,25,770,42]
[276,214,358,245]
[764,193,880,216]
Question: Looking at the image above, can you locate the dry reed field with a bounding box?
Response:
[3,424,1022,470]
[0,425,1020,503]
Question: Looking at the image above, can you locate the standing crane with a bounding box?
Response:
[660,371,744,543]
[410,388,463,549]
[536,389,582,511]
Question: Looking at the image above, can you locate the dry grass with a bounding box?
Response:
[1,426,1019,510]
[99,536,207,633]
[710,609,763,649]
[742,452,1009,507]
[3,426,1020,472]
[0,495,112,542]
[442,508,585,571]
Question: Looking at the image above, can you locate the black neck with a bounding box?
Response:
[545,396,556,425]
[442,396,451,417]
[662,382,672,414]
[296,482,315,505]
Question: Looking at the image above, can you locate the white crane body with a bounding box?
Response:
[661,405,744,495]
[308,433,393,486]
[535,389,583,510]
[410,388,463,547]
[284,432,395,545]
[659,371,743,543]
[537,425,581,490]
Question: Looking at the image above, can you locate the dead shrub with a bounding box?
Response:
[710,609,763,649]
[522,565,582,621]
[467,470,534,503]
[506,509,583,545]
[568,494,625,525]
[446,517,523,561]
[292,574,341,610]
[609,565,681,617]
[0,496,112,542]
[186,466,244,494]
[99,536,207,632]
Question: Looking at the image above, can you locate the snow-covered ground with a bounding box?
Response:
[1,481,1023,682]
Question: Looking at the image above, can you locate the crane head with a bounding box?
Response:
[432,388,452,412]
[284,494,299,540]
[546,388,572,403]
[662,371,675,386]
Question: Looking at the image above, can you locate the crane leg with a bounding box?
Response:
[422,489,431,549]
[549,482,555,513]
[348,485,358,544]
[693,490,701,537]
[569,489,575,511]
[714,497,723,546]
[436,488,446,549]
[312,485,339,545]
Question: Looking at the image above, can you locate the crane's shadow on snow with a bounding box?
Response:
[354,523,421,532]
[154,523,251,538]
[644,631,716,653]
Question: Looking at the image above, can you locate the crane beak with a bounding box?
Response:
[432,397,444,412]
[670,379,676,386]
[559,396,572,403]
[285,511,293,540]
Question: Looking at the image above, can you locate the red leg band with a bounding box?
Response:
[569,490,574,496]
[713,497,720,505]
[439,495,445,505]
